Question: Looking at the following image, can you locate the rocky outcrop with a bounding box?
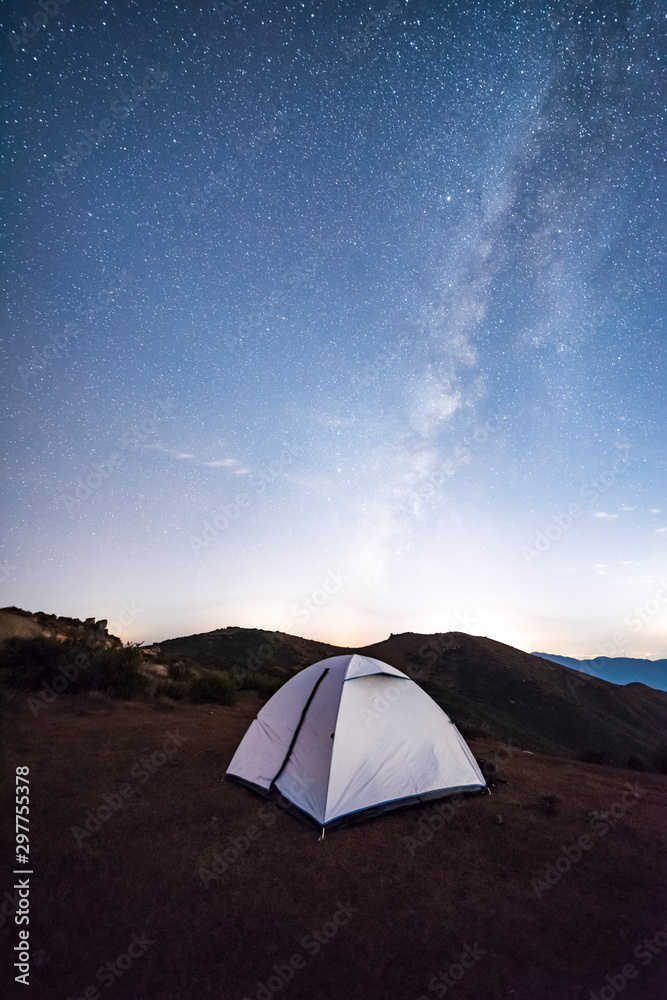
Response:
[0,607,121,648]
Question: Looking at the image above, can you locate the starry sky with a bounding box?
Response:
[2,0,665,657]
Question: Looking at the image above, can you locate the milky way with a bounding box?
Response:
[2,0,665,655]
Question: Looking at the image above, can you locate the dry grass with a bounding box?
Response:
[1,692,666,1000]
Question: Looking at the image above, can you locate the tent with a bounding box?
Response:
[226,653,486,831]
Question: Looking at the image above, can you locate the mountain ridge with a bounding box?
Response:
[533,651,667,692]
[3,606,665,770]
[155,624,667,769]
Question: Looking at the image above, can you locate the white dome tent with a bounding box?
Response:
[226,654,486,832]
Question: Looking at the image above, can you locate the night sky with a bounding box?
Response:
[2,0,665,656]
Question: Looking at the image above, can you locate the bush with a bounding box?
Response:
[154,679,188,701]
[236,669,288,699]
[0,636,148,700]
[167,661,193,681]
[0,636,64,688]
[68,644,149,699]
[188,670,237,706]
[253,672,286,700]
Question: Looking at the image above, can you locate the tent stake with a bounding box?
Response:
[319,827,325,840]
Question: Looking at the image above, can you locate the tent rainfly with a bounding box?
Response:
[226,653,486,831]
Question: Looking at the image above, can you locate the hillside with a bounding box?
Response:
[155,625,343,675]
[2,608,666,770]
[533,651,667,692]
[152,627,667,770]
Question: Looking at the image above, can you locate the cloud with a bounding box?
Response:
[593,511,618,519]
[142,446,249,471]
[141,443,195,460]
[203,458,251,475]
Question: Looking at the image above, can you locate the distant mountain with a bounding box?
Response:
[532,652,667,692]
[154,626,667,769]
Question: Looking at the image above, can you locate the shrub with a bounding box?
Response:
[68,644,149,699]
[0,636,148,700]
[154,679,188,701]
[188,670,237,706]
[235,670,287,699]
[253,672,286,700]
[167,661,193,681]
[0,635,74,688]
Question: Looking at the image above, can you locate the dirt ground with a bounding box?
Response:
[2,691,666,1000]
